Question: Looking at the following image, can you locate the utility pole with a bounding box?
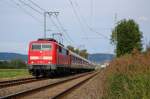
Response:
[44,12,46,38]
[44,11,59,38]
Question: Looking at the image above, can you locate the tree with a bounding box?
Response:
[67,45,89,59]
[79,49,88,59]
[111,19,143,57]
[75,48,80,54]
[10,59,26,69]
[67,45,75,52]
[0,59,26,69]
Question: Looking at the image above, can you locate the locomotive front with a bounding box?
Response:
[28,39,57,77]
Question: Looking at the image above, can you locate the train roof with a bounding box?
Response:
[54,40,92,63]
[38,38,57,42]
[69,51,91,63]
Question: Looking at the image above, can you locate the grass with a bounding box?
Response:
[106,73,150,99]
[0,69,30,79]
[103,50,150,99]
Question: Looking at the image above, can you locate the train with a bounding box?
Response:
[28,38,95,77]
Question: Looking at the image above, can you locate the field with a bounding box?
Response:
[0,69,31,79]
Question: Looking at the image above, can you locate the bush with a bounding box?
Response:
[103,50,150,99]
[107,73,150,99]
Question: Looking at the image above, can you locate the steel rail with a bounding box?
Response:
[0,72,94,99]
[51,71,98,99]
[0,77,45,88]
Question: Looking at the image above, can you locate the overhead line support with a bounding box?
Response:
[44,12,59,38]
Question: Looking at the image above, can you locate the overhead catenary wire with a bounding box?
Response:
[18,0,43,15]
[5,0,41,23]
[28,0,46,11]
[8,0,78,47]
[68,0,110,40]
[26,0,75,46]
[68,0,87,35]
[74,0,109,39]
[44,13,72,45]
[47,13,74,45]
[55,16,75,44]
[90,0,93,25]
[49,15,73,45]
[10,0,61,37]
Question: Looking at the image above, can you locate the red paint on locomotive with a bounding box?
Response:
[28,40,57,65]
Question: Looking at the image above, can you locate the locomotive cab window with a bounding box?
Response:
[41,44,51,50]
[32,43,51,50]
[32,44,41,50]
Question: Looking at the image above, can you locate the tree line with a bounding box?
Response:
[67,45,88,59]
[0,59,26,69]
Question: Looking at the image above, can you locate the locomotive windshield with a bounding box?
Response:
[32,43,51,50]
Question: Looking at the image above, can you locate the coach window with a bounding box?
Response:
[66,50,69,55]
[72,56,75,63]
[61,48,67,55]
[64,49,67,55]
[62,48,65,54]
[59,46,62,53]
[76,57,78,64]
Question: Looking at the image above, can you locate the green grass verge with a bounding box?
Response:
[0,69,30,78]
[106,73,150,99]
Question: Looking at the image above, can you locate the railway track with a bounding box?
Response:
[0,71,98,99]
[52,71,98,99]
[0,77,44,88]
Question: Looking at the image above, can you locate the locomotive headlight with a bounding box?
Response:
[43,56,52,60]
[30,56,39,60]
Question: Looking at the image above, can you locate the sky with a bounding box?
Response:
[0,0,150,54]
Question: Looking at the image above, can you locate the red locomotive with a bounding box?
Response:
[28,38,95,77]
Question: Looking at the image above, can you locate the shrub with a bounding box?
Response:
[103,50,150,98]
